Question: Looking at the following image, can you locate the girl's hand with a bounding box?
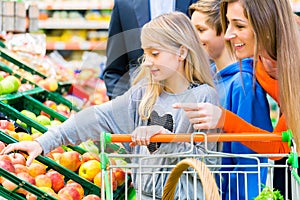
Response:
[130,125,167,147]
[173,102,223,130]
[0,141,43,166]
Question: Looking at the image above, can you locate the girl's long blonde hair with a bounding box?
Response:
[133,12,214,120]
[221,0,300,152]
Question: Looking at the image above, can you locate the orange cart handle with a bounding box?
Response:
[109,133,283,143]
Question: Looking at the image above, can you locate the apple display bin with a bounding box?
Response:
[26,89,80,112]
[0,101,129,199]
[0,167,57,200]
[0,130,129,199]
[0,62,78,113]
[0,130,100,198]
[0,61,45,101]
[0,47,72,95]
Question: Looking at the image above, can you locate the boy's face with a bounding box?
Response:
[191,11,225,61]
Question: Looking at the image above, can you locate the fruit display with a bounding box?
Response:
[0,68,39,99]
[0,139,98,199]
[0,128,129,199]
[0,38,127,199]
[0,47,73,95]
[0,95,130,199]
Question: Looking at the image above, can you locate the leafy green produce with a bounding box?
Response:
[254,186,284,200]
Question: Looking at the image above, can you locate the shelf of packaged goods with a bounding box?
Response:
[37,1,113,10]
[46,40,107,50]
[38,19,109,29]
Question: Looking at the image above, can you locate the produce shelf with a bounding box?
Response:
[0,47,46,79]
[26,89,81,112]
[0,130,100,197]
[0,96,64,133]
[0,61,44,100]
[0,47,73,96]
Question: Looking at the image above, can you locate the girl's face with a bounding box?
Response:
[143,47,183,83]
[191,11,225,60]
[224,1,255,59]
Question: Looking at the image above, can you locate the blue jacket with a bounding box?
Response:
[212,58,273,200]
[102,0,198,98]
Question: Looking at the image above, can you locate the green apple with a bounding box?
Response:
[20,110,37,121]
[0,75,21,94]
[4,75,21,89]
[0,79,16,94]
[36,115,51,126]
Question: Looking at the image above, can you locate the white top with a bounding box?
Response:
[150,0,175,19]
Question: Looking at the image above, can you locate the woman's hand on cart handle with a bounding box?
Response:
[173,103,224,129]
[0,141,43,166]
[130,125,168,147]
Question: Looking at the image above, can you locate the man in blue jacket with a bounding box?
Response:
[102,0,198,99]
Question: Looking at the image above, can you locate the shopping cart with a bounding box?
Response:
[98,131,300,200]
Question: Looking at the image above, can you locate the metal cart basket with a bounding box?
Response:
[98,131,300,200]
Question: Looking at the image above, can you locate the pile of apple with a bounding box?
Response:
[14,109,62,138]
[46,147,126,194]
[0,141,101,200]
[42,100,76,118]
[0,119,36,142]
[0,119,127,199]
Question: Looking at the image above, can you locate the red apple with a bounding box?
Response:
[35,174,52,188]
[82,194,101,200]
[45,78,58,92]
[93,171,117,191]
[113,168,126,187]
[46,170,65,193]
[9,152,26,165]
[58,186,81,200]
[0,120,15,131]
[0,159,15,173]
[59,151,82,172]
[14,164,29,174]
[40,110,51,119]
[65,181,85,200]
[56,104,70,114]
[43,100,57,110]
[28,162,47,177]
